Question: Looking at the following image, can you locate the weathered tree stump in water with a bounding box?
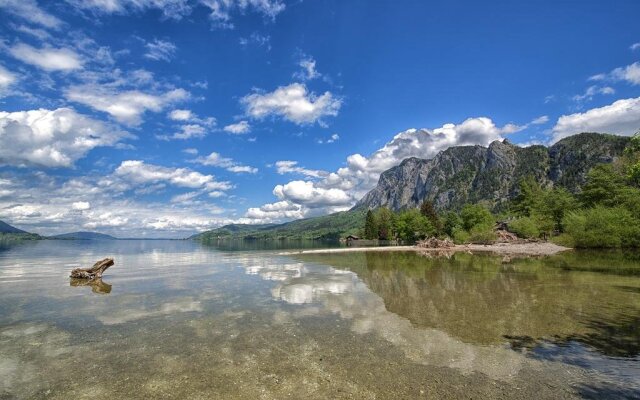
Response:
[70,258,114,279]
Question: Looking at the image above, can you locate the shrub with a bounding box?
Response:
[460,204,494,231]
[509,217,539,239]
[468,224,497,244]
[563,206,640,248]
[452,227,470,244]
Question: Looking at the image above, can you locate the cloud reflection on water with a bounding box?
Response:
[236,255,529,381]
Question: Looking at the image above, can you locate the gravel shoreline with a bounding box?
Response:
[279,242,571,256]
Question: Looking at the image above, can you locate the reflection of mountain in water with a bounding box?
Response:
[238,254,549,382]
[297,251,640,359]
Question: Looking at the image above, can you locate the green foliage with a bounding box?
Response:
[443,211,463,238]
[624,132,640,155]
[420,200,443,235]
[627,162,640,187]
[509,217,539,239]
[364,210,378,240]
[375,207,394,240]
[541,187,578,232]
[460,204,494,231]
[452,228,470,244]
[511,175,544,217]
[0,232,41,241]
[580,164,625,207]
[394,209,434,242]
[564,206,640,248]
[468,224,497,244]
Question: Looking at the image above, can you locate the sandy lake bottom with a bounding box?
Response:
[1,240,639,399]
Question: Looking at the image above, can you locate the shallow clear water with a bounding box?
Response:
[1,240,639,399]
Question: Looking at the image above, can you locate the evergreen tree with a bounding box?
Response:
[420,200,443,235]
[580,164,625,207]
[376,207,394,240]
[511,175,544,217]
[542,187,578,232]
[364,209,378,239]
[443,211,463,237]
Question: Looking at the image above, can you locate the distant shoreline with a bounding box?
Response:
[279,242,571,257]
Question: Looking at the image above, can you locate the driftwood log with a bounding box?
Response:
[416,237,454,248]
[70,258,114,279]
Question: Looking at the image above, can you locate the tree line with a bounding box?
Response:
[362,133,640,248]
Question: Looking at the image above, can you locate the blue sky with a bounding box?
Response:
[0,0,639,237]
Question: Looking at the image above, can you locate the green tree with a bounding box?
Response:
[395,209,434,242]
[541,187,578,232]
[420,200,443,235]
[580,164,625,207]
[624,132,640,155]
[364,209,378,240]
[376,207,394,240]
[443,211,463,238]
[564,206,640,248]
[509,217,539,239]
[511,175,544,217]
[460,204,494,231]
[627,162,640,187]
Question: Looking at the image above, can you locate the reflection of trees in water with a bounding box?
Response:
[297,250,640,358]
[554,312,640,358]
[0,239,37,254]
[576,382,640,399]
[505,309,640,358]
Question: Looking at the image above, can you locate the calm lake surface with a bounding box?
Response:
[1,240,639,399]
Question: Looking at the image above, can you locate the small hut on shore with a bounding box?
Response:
[345,235,360,244]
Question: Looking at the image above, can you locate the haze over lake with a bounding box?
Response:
[1,240,638,399]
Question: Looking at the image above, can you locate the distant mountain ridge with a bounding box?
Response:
[191,210,365,241]
[0,220,40,240]
[0,220,27,234]
[50,231,117,240]
[355,132,630,212]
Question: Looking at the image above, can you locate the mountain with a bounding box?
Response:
[355,132,630,212]
[50,231,117,240]
[0,220,27,234]
[192,132,629,241]
[0,220,41,240]
[192,209,366,241]
[190,224,277,239]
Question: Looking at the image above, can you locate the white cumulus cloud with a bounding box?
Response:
[241,83,341,125]
[0,108,130,168]
[115,160,227,189]
[552,97,640,142]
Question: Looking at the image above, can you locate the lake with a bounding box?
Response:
[1,240,639,399]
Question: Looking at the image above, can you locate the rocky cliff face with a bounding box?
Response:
[355,132,630,211]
